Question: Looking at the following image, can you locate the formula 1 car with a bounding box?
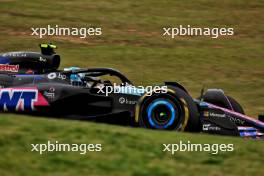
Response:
[0,44,263,138]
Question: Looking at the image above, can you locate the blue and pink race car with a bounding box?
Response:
[0,44,263,138]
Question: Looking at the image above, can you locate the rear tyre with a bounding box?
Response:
[137,86,200,132]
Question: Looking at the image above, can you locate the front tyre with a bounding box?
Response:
[136,86,200,131]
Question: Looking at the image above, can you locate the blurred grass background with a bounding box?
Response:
[1,114,264,176]
[0,0,263,175]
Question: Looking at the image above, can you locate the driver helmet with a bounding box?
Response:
[63,67,85,86]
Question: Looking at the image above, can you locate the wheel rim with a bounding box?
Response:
[146,99,177,129]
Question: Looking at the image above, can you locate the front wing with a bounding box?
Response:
[199,101,264,139]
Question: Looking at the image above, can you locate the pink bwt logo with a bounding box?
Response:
[0,88,49,111]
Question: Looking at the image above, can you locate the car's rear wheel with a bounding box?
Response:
[136,86,200,131]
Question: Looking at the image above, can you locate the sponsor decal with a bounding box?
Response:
[47,73,57,79]
[39,56,47,62]
[203,111,209,117]
[49,87,56,92]
[47,72,66,80]
[58,73,67,80]
[0,64,19,72]
[44,92,55,100]
[203,124,221,131]
[208,103,264,127]
[229,116,245,125]
[209,112,226,118]
[43,87,56,100]
[119,97,137,105]
[0,88,49,111]
[2,52,27,57]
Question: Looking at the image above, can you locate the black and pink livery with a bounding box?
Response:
[0,44,263,138]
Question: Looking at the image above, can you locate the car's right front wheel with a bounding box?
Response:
[136,86,200,132]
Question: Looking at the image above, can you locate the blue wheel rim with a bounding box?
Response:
[146,99,176,129]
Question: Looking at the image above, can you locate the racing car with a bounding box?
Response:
[0,44,263,138]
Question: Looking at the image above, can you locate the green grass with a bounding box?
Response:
[1,114,264,176]
[0,0,263,175]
